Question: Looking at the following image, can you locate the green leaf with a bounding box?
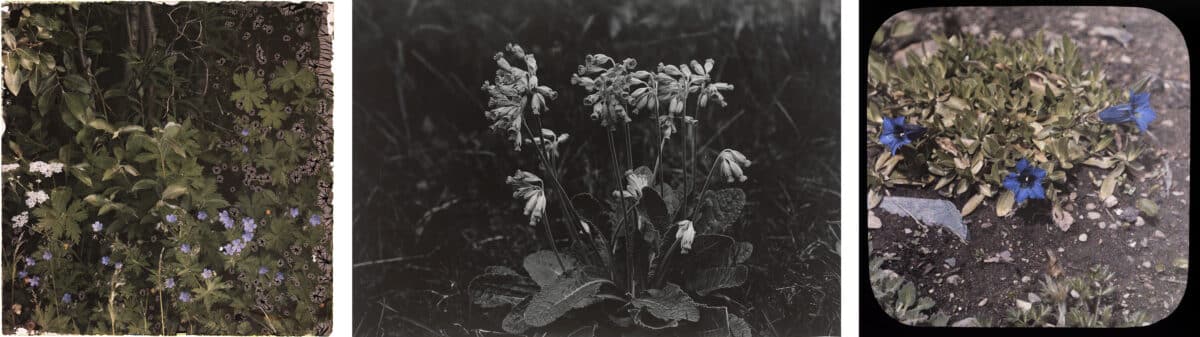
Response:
[162,184,188,200]
[522,274,608,327]
[230,70,267,111]
[31,188,86,242]
[523,250,579,288]
[259,100,287,129]
[631,283,701,328]
[268,60,316,94]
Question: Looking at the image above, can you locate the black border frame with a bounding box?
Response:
[860,1,1197,336]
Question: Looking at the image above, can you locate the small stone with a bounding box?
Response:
[1079,233,1088,242]
[947,275,962,285]
[1114,208,1124,216]
[1119,55,1132,63]
[1028,293,1041,303]
[1172,191,1184,196]
[1099,222,1107,229]
[981,222,993,229]
[1163,119,1175,127]
[1016,299,1032,312]
[1104,196,1119,208]
[945,258,957,268]
[978,298,989,307]
[1086,203,1096,210]
[1070,290,1080,299]
[1143,261,1152,268]
[1087,212,1101,220]
[1154,230,1166,238]
[1135,216,1146,227]
[904,228,912,234]
[1021,276,1032,283]
[868,211,882,229]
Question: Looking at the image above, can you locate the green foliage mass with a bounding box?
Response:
[3,3,332,335]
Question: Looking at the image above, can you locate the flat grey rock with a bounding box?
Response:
[877,196,969,242]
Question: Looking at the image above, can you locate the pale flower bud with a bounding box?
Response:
[676,220,696,254]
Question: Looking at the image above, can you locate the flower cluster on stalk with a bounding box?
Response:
[506,170,546,226]
[483,43,557,150]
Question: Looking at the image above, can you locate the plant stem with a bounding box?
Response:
[541,208,567,272]
[607,128,634,294]
[686,155,723,221]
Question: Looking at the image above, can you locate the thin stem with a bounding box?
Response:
[686,155,723,221]
[519,122,585,267]
[607,128,634,293]
[541,208,567,271]
[652,235,682,288]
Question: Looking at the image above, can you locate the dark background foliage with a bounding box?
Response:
[352,0,840,336]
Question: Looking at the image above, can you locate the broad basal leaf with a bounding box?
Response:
[639,186,670,228]
[630,283,700,329]
[698,188,745,234]
[523,250,580,288]
[686,265,748,296]
[522,274,609,327]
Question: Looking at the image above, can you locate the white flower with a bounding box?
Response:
[507,170,546,226]
[28,161,64,178]
[1,163,19,174]
[11,211,29,228]
[613,168,651,199]
[25,190,49,208]
[528,129,570,158]
[579,220,592,234]
[676,220,696,254]
[718,149,752,183]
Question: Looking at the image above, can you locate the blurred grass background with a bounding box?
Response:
[351,0,840,335]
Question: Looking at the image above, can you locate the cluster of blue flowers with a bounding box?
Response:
[877,90,1157,206]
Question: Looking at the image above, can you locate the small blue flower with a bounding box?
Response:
[179,291,192,303]
[181,244,191,254]
[91,221,104,232]
[197,211,208,221]
[202,268,214,279]
[18,270,27,278]
[28,276,40,287]
[101,256,110,266]
[24,257,36,267]
[219,210,234,229]
[879,116,926,155]
[164,278,175,289]
[41,251,51,261]
[242,217,256,233]
[1003,159,1047,204]
[258,266,269,275]
[308,214,321,226]
[165,214,178,223]
[241,145,249,153]
[1099,90,1157,133]
[62,293,72,304]
[275,272,285,282]
[289,208,300,218]
[241,129,250,137]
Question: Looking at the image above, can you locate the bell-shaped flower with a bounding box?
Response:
[878,116,925,155]
[1002,158,1047,204]
[507,170,546,226]
[484,43,557,150]
[676,220,696,254]
[527,128,570,158]
[1098,90,1157,133]
[613,167,653,199]
[718,149,752,183]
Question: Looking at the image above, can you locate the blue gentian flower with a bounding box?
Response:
[62,293,72,303]
[275,272,285,282]
[219,210,234,229]
[25,257,36,267]
[197,211,208,221]
[164,278,175,289]
[202,268,214,279]
[1003,159,1047,204]
[1099,90,1157,133]
[241,129,250,137]
[91,221,104,232]
[309,214,321,226]
[181,244,191,254]
[259,266,269,275]
[101,256,110,266]
[165,214,178,223]
[18,270,27,278]
[28,276,40,287]
[879,116,926,155]
[179,291,192,303]
[289,208,300,218]
[242,217,256,233]
[241,232,254,243]
[41,251,51,261]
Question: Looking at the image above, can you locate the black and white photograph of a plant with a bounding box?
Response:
[352,0,840,336]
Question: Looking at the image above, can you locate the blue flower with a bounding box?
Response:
[242,217,256,233]
[181,244,191,254]
[91,221,104,232]
[18,270,27,278]
[165,214,178,223]
[62,293,72,304]
[289,208,300,218]
[259,266,269,275]
[197,211,208,221]
[179,291,192,303]
[308,214,321,226]
[201,268,214,279]
[41,251,51,261]
[28,276,40,287]
[25,257,36,267]
[240,129,250,137]
[275,272,285,282]
[1099,90,1157,133]
[219,210,234,229]
[164,278,175,289]
[101,256,110,266]
[1003,159,1047,204]
[879,116,926,155]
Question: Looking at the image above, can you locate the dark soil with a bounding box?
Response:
[352,0,841,336]
[868,7,1190,325]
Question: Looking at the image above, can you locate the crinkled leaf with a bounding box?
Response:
[522,274,608,327]
[501,296,533,334]
[631,283,700,329]
[686,265,748,296]
[523,250,579,288]
[697,188,745,234]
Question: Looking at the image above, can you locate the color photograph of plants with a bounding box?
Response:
[866,7,1189,327]
[2,2,333,335]
[353,0,839,336]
